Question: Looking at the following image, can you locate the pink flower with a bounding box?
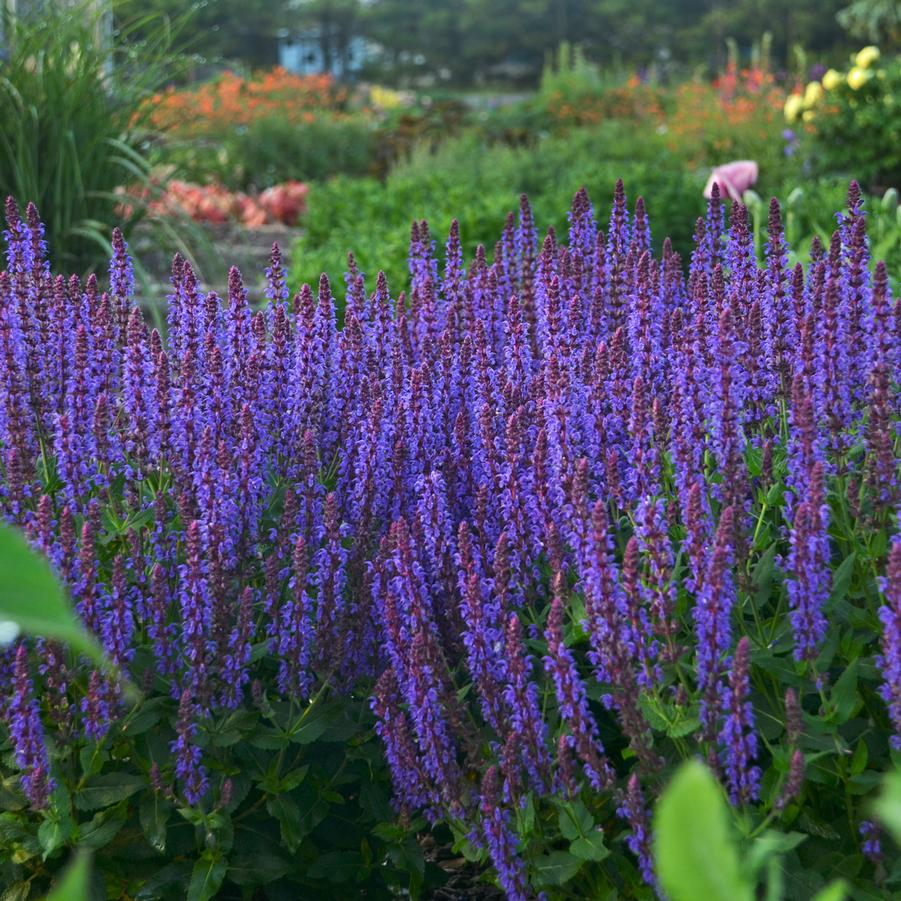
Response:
[703,160,759,202]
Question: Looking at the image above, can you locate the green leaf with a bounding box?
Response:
[134,860,192,900]
[0,882,29,901]
[74,774,144,812]
[307,850,364,882]
[654,760,753,901]
[829,660,860,724]
[45,851,91,901]
[38,819,67,859]
[557,799,593,841]
[637,693,669,731]
[667,716,701,738]
[873,770,901,848]
[387,836,425,878]
[570,832,609,862]
[532,850,582,887]
[138,793,170,854]
[286,700,333,744]
[0,524,105,665]
[77,806,126,851]
[828,553,855,607]
[228,850,291,886]
[279,766,309,792]
[266,795,306,853]
[187,852,226,901]
[811,880,847,901]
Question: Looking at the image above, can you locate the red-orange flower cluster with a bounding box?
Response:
[118,180,308,227]
[144,68,348,134]
[663,66,786,166]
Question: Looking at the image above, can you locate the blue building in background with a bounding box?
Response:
[277,26,377,78]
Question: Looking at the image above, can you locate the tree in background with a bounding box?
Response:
[113,0,292,68]
[115,0,888,85]
[838,0,901,49]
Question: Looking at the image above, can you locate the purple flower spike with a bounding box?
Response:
[479,766,533,901]
[9,645,54,808]
[718,636,760,805]
[878,539,901,750]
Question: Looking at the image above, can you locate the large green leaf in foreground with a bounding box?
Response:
[0,522,105,664]
[654,760,754,901]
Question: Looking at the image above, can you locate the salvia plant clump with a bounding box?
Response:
[0,181,899,899]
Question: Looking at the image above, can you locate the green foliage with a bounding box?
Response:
[0,1,179,272]
[164,114,376,191]
[290,125,705,296]
[742,181,901,278]
[874,769,901,847]
[0,688,436,898]
[838,1,901,46]
[0,524,105,667]
[802,51,901,189]
[654,761,753,901]
[654,762,852,901]
[45,852,92,901]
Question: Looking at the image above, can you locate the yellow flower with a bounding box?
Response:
[803,81,823,107]
[802,109,816,122]
[370,85,404,110]
[783,93,804,123]
[847,66,872,90]
[821,69,842,91]
[855,46,880,69]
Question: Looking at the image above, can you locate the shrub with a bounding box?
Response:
[1,180,900,899]
[144,68,348,134]
[662,65,792,183]
[0,2,178,272]
[291,126,705,295]
[786,46,901,190]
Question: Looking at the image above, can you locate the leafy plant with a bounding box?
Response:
[0,0,184,272]
[788,46,901,190]
[654,761,848,901]
[0,524,108,668]
[2,178,901,900]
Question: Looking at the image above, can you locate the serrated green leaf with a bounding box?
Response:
[134,860,193,900]
[828,553,855,607]
[850,741,868,776]
[279,766,309,792]
[287,700,333,744]
[249,729,289,750]
[38,819,66,859]
[0,882,29,901]
[557,799,593,840]
[667,716,700,738]
[78,806,126,851]
[654,761,753,901]
[387,837,426,878]
[121,697,167,737]
[75,773,144,811]
[571,832,609,862]
[532,850,582,887]
[228,850,291,886]
[266,795,305,853]
[829,660,860,724]
[138,792,170,854]
[638,693,669,731]
[187,852,226,901]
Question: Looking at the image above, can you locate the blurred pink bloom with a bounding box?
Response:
[703,160,759,201]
